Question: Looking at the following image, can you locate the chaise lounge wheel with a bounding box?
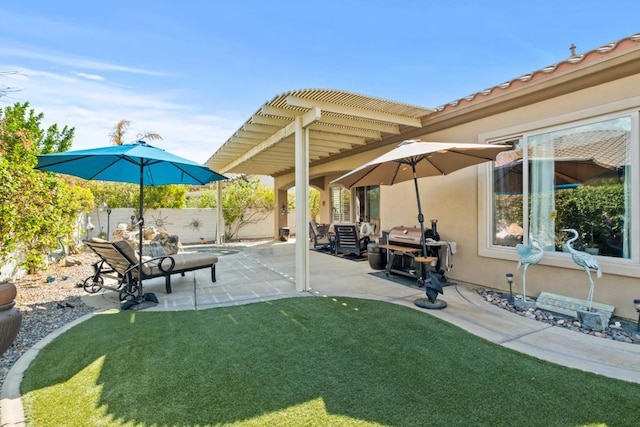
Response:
[118,284,139,302]
[83,276,103,293]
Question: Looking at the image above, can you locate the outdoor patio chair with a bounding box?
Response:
[83,238,217,301]
[334,224,369,257]
[309,220,333,251]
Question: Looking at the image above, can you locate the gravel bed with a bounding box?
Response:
[0,250,99,391]
[476,288,640,344]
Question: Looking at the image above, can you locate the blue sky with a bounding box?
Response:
[1,1,639,163]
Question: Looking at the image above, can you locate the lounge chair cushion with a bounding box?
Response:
[113,240,217,277]
[87,239,218,295]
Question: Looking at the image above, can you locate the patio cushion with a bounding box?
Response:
[94,240,218,293]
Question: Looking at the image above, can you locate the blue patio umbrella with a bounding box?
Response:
[35,140,226,298]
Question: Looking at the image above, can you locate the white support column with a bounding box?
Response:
[294,116,310,292]
[216,181,224,244]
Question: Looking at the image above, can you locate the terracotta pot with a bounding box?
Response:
[0,282,22,356]
[0,282,17,306]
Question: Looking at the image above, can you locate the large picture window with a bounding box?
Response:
[492,116,632,259]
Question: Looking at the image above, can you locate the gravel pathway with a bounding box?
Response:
[0,250,99,391]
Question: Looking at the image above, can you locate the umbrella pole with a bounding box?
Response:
[411,164,428,259]
[138,162,144,299]
[411,163,447,310]
[411,163,428,280]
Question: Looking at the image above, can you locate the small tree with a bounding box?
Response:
[0,102,92,272]
[222,177,274,240]
[309,188,321,221]
[90,120,188,216]
[109,119,162,146]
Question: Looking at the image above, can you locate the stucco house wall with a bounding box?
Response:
[290,65,640,319]
[431,75,637,319]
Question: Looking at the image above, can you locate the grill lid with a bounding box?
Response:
[388,226,440,246]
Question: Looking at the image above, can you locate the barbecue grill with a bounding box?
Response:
[381,224,442,280]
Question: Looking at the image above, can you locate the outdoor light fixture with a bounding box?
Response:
[506,273,514,303]
[280,204,286,215]
[634,298,640,332]
[102,202,112,241]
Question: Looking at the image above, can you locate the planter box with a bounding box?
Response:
[536,291,614,320]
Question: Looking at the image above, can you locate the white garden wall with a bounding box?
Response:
[84,208,294,244]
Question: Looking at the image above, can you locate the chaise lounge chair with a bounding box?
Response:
[83,238,217,301]
[334,224,369,257]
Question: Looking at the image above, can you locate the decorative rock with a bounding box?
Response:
[577,308,608,332]
[62,257,82,267]
[475,288,639,345]
[610,321,622,329]
[612,333,633,343]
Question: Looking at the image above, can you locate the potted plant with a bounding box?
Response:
[0,265,23,356]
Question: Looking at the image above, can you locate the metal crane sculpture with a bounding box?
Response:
[562,228,602,310]
[46,236,67,282]
[515,239,544,302]
[48,236,67,264]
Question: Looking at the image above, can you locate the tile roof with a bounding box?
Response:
[434,33,640,114]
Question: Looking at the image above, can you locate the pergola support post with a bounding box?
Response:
[294,116,310,292]
[216,181,224,244]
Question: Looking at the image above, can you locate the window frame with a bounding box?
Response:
[478,103,640,278]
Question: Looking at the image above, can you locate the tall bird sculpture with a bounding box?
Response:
[46,236,67,281]
[561,228,602,310]
[515,239,544,301]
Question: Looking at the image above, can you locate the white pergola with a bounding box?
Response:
[206,89,434,292]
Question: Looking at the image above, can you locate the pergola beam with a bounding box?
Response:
[319,113,401,134]
[242,123,280,133]
[220,107,321,173]
[308,122,382,139]
[250,115,292,127]
[286,95,422,127]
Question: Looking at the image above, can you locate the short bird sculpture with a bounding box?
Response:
[48,236,66,263]
[515,239,544,302]
[562,228,602,310]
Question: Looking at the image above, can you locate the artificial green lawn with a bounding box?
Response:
[21,297,640,426]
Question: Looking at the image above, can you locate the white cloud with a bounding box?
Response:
[73,72,105,81]
[1,65,242,164]
[0,46,168,77]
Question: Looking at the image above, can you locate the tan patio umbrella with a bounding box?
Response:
[332,139,511,306]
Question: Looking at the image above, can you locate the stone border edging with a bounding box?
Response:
[0,311,103,426]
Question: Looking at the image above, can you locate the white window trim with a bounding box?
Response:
[478,99,640,278]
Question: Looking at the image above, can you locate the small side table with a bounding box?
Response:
[327,232,337,254]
